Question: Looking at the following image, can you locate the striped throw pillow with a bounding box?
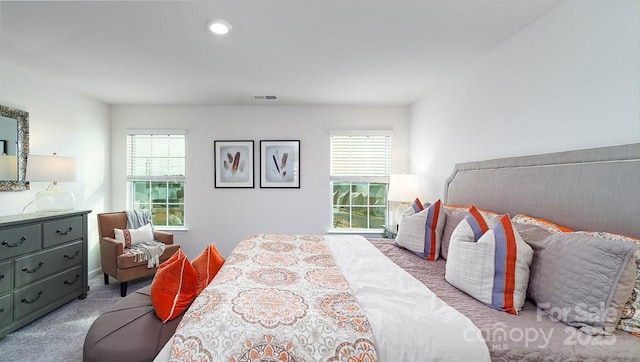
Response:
[441,204,501,259]
[410,197,425,213]
[446,213,533,314]
[395,199,445,261]
[466,205,491,241]
[401,197,426,217]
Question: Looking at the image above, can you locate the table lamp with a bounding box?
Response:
[26,153,78,213]
[387,174,418,227]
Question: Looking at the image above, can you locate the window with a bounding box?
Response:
[330,131,392,230]
[126,129,186,227]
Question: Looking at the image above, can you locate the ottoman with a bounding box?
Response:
[83,286,183,362]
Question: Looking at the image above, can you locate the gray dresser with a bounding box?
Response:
[0,210,90,338]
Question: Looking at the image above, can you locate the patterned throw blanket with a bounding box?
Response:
[126,209,152,229]
[125,209,164,268]
[169,234,378,361]
[129,241,165,268]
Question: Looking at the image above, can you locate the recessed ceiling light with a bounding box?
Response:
[207,19,232,36]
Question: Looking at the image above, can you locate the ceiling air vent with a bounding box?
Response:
[251,95,279,101]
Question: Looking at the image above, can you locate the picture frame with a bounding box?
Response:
[260,140,300,188]
[214,140,254,188]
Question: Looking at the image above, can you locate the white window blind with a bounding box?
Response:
[330,133,392,180]
[126,133,185,181]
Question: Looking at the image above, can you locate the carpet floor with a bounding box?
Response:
[0,274,153,362]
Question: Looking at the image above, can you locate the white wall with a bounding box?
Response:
[409,0,640,201]
[111,105,408,258]
[0,60,111,275]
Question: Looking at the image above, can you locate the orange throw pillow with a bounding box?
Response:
[151,249,198,323]
[192,243,225,295]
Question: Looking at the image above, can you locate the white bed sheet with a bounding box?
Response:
[324,235,489,361]
[155,235,490,361]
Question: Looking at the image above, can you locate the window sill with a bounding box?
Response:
[327,228,383,237]
[155,226,189,233]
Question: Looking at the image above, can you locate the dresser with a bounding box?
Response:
[0,210,90,338]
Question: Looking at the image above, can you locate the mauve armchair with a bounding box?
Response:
[97,211,180,297]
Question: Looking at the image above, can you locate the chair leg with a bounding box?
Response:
[120,282,128,297]
[104,273,109,285]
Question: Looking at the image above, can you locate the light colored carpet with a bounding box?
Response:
[0,274,153,362]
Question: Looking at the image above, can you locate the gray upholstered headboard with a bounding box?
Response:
[444,143,640,238]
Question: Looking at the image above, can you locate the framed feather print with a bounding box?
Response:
[214,140,254,188]
[260,140,300,188]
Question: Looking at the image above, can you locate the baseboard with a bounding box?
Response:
[88,267,103,279]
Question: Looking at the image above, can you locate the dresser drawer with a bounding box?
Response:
[0,293,11,327]
[0,224,41,260]
[43,217,83,248]
[0,261,12,294]
[14,241,83,287]
[13,266,82,320]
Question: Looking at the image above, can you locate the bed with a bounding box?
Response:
[156,143,640,361]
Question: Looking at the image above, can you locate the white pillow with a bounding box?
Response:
[446,211,533,315]
[114,223,154,248]
[394,199,445,261]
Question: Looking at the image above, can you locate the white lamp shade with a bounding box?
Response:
[27,154,78,182]
[387,174,418,202]
[0,155,18,180]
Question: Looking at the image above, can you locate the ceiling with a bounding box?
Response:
[0,0,563,106]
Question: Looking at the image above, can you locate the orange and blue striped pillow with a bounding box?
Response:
[491,215,521,314]
[445,213,533,315]
[465,205,490,242]
[410,197,425,213]
[395,199,445,261]
[423,200,444,260]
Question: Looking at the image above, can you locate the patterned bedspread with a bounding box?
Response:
[169,234,377,361]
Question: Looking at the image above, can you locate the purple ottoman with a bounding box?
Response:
[83,286,183,362]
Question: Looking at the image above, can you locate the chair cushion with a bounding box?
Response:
[83,286,183,362]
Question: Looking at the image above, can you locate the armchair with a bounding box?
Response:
[97,211,180,297]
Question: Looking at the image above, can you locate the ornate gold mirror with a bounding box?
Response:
[0,105,29,191]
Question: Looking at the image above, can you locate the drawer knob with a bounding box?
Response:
[56,227,74,236]
[64,275,80,285]
[22,261,44,274]
[1,236,27,248]
[64,250,80,260]
[0,307,4,313]
[0,274,4,281]
[21,290,43,304]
